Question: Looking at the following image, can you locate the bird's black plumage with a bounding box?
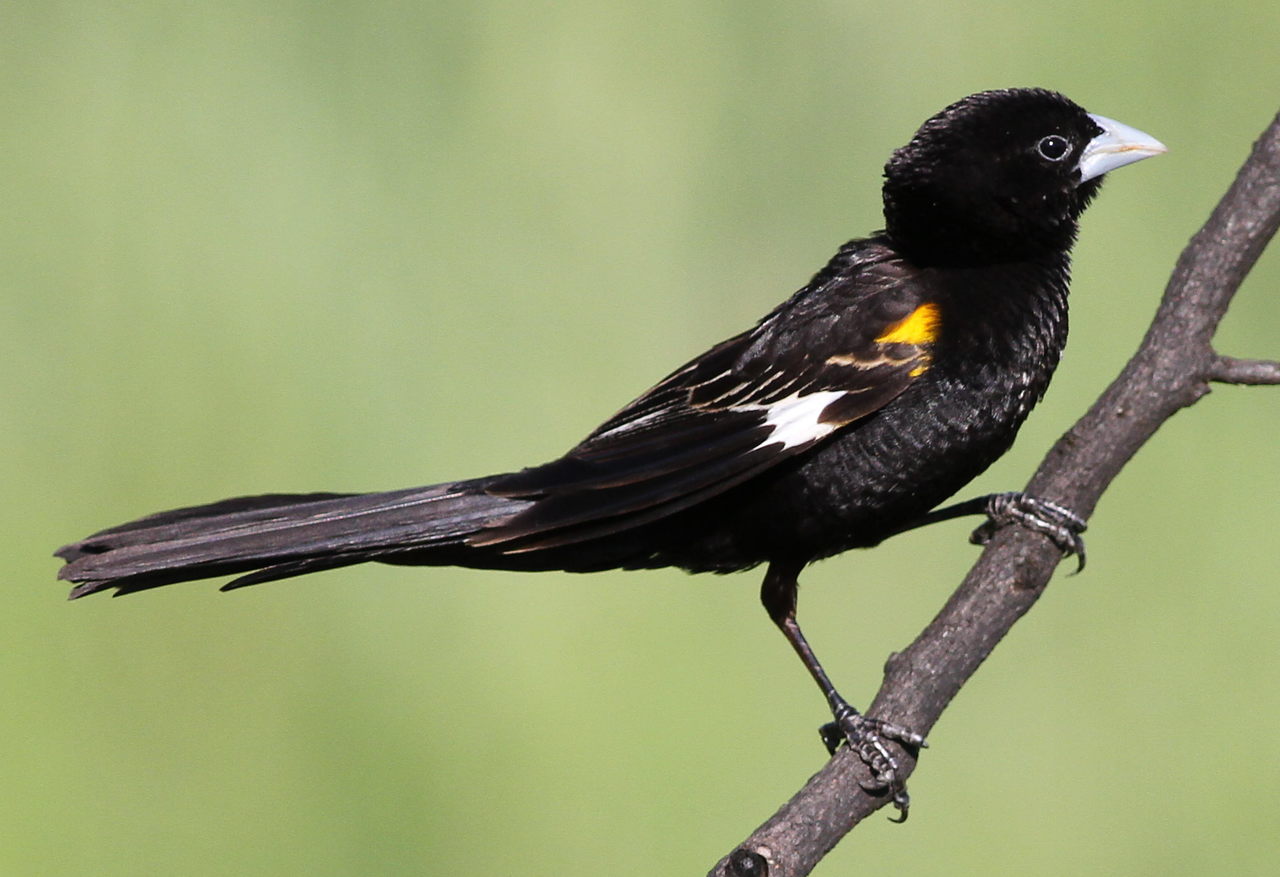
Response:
[56,88,1164,816]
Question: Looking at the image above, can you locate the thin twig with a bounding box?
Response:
[1211,355,1280,385]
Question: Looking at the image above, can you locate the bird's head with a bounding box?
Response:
[882,88,1165,266]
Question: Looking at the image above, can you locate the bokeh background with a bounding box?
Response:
[5,3,1279,875]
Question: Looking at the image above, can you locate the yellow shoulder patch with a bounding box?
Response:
[875,302,941,346]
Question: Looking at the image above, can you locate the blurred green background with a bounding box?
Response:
[5,2,1279,875]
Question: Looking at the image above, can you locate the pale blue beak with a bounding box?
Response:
[1077,114,1167,183]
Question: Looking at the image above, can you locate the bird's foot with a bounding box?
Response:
[971,492,1087,572]
[819,701,926,822]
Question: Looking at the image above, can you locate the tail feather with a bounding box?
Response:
[54,493,355,563]
[58,477,525,598]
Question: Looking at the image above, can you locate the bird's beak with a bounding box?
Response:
[1076,114,1167,183]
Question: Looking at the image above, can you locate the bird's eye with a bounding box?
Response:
[1036,135,1071,161]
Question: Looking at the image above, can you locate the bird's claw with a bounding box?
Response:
[819,703,926,822]
[971,492,1088,572]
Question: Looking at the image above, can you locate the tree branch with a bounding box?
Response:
[710,107,1280,877]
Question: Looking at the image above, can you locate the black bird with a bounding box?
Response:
[57,88,1164,817]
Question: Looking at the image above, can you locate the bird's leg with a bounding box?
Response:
[760,561,926,821]
[892,492,1088,571]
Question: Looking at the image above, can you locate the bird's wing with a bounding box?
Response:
[473,242,941,551]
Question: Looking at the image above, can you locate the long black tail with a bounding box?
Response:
[56,477,527,599]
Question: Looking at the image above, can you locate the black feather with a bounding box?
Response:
[56,88,1161,600]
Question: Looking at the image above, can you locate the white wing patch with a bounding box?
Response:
[753,390,847,451]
